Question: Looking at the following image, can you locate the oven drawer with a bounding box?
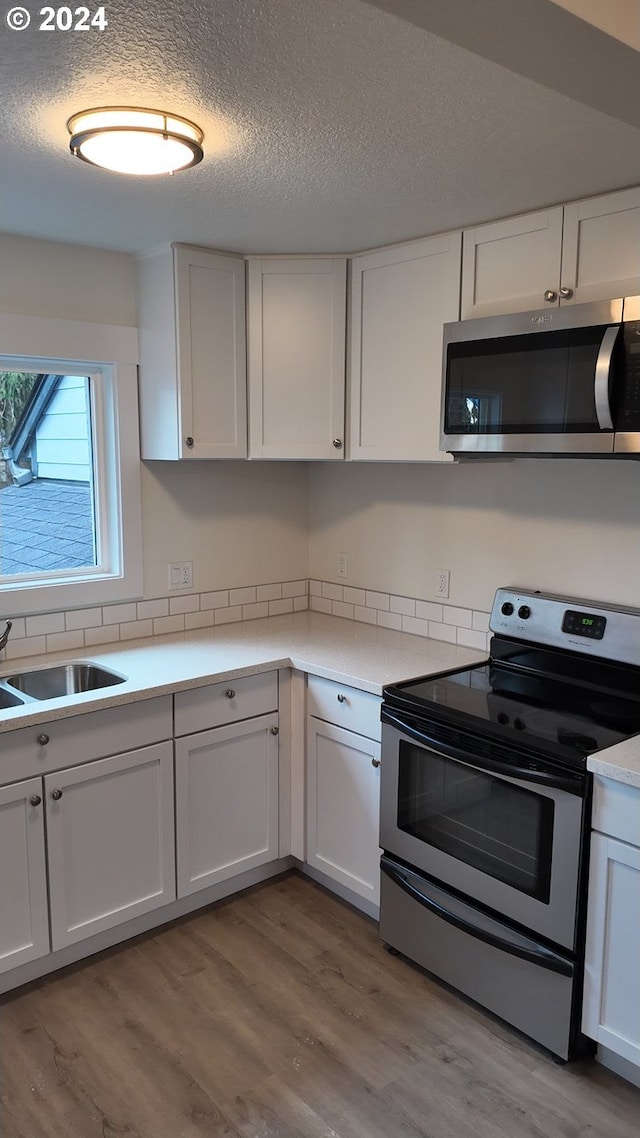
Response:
[307,675,381,741]
[380,855,576,1060]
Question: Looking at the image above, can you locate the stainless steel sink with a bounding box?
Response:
[5,663,126,701]
[0,687,24,709]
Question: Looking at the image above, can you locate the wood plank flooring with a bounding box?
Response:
[1,872,639,1138]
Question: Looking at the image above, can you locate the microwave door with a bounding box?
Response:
[442,320,618,456]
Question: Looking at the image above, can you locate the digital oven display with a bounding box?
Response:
[561,609,607,640]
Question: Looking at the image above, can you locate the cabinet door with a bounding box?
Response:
[583,832,640,1068]
[174,246,247,458]
[561,187,640,306]
[138,246,246,459]
[247,258,346,459]
[461,208,563,318]
[45,742,175,951]
[350,234,460,461]
[306,718,381,907]
[0,778,49,973]
[175,712,279,896]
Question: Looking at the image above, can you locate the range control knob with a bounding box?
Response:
[518,605,531,620]
[501,602,514,616]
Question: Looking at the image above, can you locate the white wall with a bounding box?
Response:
[1,234,309,600]
[308,461,640,611]
[0,234,137,326]
[141,460,308,597]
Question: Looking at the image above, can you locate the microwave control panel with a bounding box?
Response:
[619,320,640,429]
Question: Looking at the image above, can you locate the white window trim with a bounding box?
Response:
[0,313,143,616]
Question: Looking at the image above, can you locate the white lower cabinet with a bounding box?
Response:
[46,742,175,950]
[583,776,640,1078]
[306,716,381,910]
[175,712,280,896]
[0,777,49,973]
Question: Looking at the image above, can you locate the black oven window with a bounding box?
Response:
[397,743,554,902]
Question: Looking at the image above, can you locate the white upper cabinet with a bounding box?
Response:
[561,187,640,306]
[137,245,247,459]
[349,233,461,462]
[462,187,640,319]
[247,258,347,459]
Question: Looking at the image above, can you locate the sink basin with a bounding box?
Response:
[0,687,24,709]
[6,663,126,701]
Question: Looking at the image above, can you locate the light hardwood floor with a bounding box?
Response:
[1,872,639,1138]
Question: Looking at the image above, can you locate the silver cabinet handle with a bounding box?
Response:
[37,733,50,746]
[270,726,279,736]
[225,689,235,699]
[185,436,194,448]
[30,794,42,807]
[372,758,380,768]
[337,693,347,703]
[51,788,63,801]
[559,286,573,300]
[332,438,343,449]
[543,290,557,302]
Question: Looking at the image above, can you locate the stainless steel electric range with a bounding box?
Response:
[379,587,640,1061]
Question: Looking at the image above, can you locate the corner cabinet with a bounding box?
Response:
[305,675,382,914]
[247,258,347,459]
[583,775,640,1082]
[349,233,461,461]
[137,245,247,459]
[461,186,640,319]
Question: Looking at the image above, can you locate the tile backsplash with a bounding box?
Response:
[1,578,491,661]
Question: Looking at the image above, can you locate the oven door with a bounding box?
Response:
[380,712,587,951]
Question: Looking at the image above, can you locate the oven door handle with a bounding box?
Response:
[381,857,573,977]
[382,709,583,794]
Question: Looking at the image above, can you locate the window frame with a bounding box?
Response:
[0,313,142,616]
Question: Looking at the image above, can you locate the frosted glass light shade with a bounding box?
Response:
[67,107,204,175]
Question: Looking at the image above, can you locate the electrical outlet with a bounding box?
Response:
[337,551,348,578]
[435,569,450,598]
[169,561,193,590]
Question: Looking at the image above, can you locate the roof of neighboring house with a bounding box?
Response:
[0,480,95,575]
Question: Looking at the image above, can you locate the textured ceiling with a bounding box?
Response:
[0,0,639,255]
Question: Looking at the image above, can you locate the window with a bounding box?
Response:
[0,315,142,616]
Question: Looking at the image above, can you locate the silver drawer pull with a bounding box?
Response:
[37,733,50,746]
[371,758,380,768]
[337,693,347,703]
[225,689,236,699]
[51,788,63,801]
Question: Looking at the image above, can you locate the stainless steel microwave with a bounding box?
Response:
[440,296,640,458]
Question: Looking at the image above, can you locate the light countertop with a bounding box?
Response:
[588,740,640,790]
[0,611,486,733]
[2,610,639,789]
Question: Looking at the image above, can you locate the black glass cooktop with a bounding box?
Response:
[383,639,640,762]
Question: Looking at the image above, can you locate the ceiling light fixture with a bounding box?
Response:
[66,107,204,176]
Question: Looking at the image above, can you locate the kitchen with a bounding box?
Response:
[1,1,640,1135]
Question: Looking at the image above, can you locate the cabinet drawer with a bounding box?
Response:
[174,671,278,736]
[592,775,640,846]
[0,696,173,784]
[307,674,381,741]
